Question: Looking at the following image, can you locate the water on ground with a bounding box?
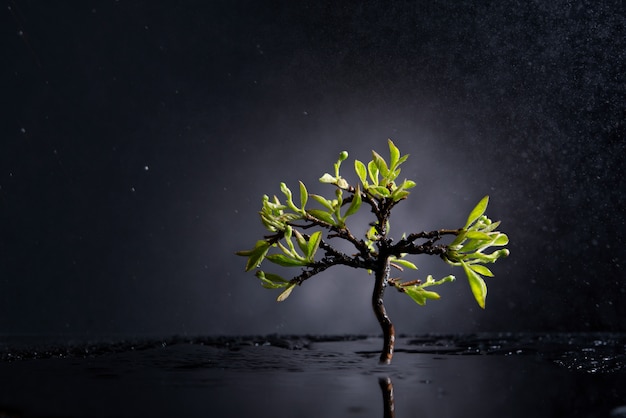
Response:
[1,333,625,417]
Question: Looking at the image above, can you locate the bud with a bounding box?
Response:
[336,178,349,189]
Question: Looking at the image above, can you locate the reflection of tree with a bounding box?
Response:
[379,377,395,418]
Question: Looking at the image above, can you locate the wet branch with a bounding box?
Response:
[391,228,460,256]
[293,214,371,257]
[292,241,373,286]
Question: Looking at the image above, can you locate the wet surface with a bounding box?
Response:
[0,333,625,417]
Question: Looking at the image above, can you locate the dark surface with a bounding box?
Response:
[1,333,625,417]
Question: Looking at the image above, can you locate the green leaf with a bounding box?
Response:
[319,173,335,184]
[299,181,308,210]
[464,248,510,263]
[469,264,494,277]
[459,239,489,253]
[259,213,280,232]
[343,185,362,219]
[388,139,400,169]
[236,240,271,272]
[448,231,467,248]
[461,261,487,309]
[391,189,410,202]
[259,278,279,289]
[464,195,489,229]
[369,185,391,197]
[389,169,401,182]
[259,271,289,283]
[280,182,291,197]
[281,182,300,213]
[394,274,455,306]
[306,231,322,262]
[401,179,416,189]
[266,253,309,267]
[306,209,336,225]
[276,241,293,257]
[277,283,296,302]
[261,194,286,213]
[492,233,509,246]
[256,271,290,289]
[396,154,409,167]
[310,194,334,210]
[354,160,367,185]
[367,160,379,185]
[481,220,501,233]
[336,178,349,189]
[432,274,456,285]
[403,287,441,306]
[419,274,456,287]
[465,231,492,240]
[372,151,390,178]
[366,225,378,241]
[259,275,277,288]
[389,258,418,270]
[293,229,309,255]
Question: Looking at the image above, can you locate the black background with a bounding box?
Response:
[2,1,625,337]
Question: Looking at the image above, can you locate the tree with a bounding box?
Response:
[237,140,510,364]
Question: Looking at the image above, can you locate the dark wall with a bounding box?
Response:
[1,0,624,336]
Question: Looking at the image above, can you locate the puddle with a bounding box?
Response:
[0,333,625,417]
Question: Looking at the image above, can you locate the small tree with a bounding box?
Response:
[237,140,509,364]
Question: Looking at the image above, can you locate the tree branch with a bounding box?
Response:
[291,249,370,286]
[402,229,460,244]
[293,213,372,259]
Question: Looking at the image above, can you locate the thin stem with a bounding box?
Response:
[372,257,395,364]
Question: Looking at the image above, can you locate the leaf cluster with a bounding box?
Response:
[441,196,510,308]
[390,275,456,306]
[237,140,510,309]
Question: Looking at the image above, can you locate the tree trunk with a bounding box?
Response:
[372,257,395,364]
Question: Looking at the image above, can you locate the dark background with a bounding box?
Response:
[1,0,624,337]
